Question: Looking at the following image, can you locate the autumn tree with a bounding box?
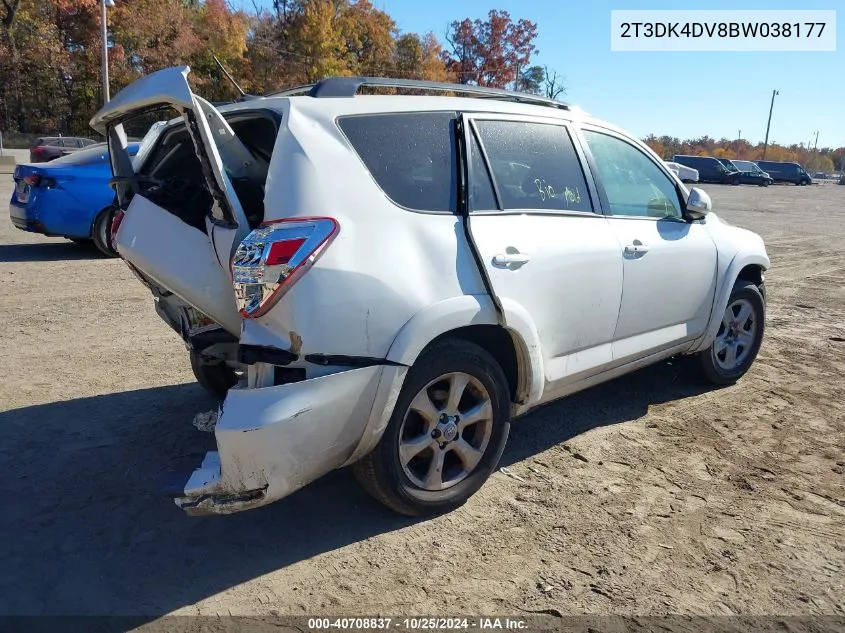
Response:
[243,9,283,93]
[0,0,24,129]
[442,9,538,88]
[293,0,348,81]
[442,18,476,84]
[394,31,449,81]
[189,0,250,100]
[0,0,529,138]
[110,0,202,81]
[337,0,395,75]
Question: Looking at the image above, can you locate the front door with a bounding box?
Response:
[579,127,718,362]
[462,115,624,398]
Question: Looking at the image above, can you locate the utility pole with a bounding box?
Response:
[813,131,819,152]
[100,0,115,103]
[762,89,778,160]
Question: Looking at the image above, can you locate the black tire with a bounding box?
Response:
[190,351,239,401]
[92,207,119,257]
[353,338,511,516]
[690,280,765,385]
[730,178,740,186]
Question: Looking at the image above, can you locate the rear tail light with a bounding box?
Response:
[231,217,339,318]
[111,209,125,242]
[23,174,55,188]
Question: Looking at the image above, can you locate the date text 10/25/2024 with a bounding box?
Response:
[308,617,528,630]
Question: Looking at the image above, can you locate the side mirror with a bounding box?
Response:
[685,187,711,220]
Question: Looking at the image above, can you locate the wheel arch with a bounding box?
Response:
[689,251,769,354]
[90,203,114,234]
[385,294,544,407]
[90,204,119,256]
[735,262,766,298]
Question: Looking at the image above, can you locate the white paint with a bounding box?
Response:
[99,67,770,516]
[664,162,699,182]
[605,217,718,361]
[471,212,624,391]
[175,365,384,514]
[116,196,242,335]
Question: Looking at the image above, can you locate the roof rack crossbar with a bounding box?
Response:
[270,76,570,110]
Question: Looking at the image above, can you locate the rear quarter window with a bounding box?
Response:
[337,112,457,213]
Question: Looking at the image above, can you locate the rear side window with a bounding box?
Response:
[473,120,593,213]
[338,112,457,212]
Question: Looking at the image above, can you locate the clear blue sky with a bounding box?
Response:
[243,0,843,148]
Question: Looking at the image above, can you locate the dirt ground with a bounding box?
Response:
[1,176,843,620]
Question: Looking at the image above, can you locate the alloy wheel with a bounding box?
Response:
[712,298,759,371]
[398,372,493,491]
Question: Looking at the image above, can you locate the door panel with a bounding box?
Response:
[606,218,717,359]
[464,116,624,396]
[580,128,718,362]
[471,215,624,388]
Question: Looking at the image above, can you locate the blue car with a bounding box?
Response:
[9,142,139,256]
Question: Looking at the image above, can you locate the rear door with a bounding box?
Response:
[90,66,258,335]
[461,114,624,397]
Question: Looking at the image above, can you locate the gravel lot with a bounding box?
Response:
[1,176,843,620]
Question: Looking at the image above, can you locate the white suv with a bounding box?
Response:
[92,67,769,517]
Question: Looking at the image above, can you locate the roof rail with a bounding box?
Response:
[268,76,571,110]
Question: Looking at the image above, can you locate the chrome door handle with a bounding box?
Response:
[492,253,531,265]
[624,242,649,255]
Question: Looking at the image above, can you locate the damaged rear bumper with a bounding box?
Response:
[168,363,407,516]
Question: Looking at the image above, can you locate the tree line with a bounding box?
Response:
[2,0,840,169]
[645,135,844,174]
[0,0,565,139]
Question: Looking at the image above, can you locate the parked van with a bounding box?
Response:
[755,161,812,185]
[672,155,732,184]
[715,158,739,173]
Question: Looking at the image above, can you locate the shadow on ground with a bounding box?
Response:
[0,360,713,616]
[0,240,108,262]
